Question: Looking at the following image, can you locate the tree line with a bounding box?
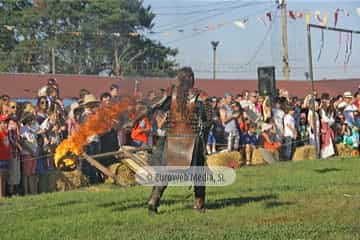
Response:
[0,0,177,77]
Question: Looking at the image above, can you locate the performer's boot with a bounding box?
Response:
[148,186,167,214]
[148,187,159,214]
[194,186,206,212]
[194,197,205,212]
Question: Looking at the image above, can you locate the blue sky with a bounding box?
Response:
[143,0,360,80]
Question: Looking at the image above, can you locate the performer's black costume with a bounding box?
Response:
[148,67,210,213]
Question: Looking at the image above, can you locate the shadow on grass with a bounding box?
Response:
[110,199,182,212]
[206,194,277,210]
[264,201,295,209]
[56,200,82,207]
[314,168,341,174]
[97,195,278,212]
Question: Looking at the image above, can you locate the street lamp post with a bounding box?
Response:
[211,41,219,80]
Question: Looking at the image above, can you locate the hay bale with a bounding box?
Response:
[117,161,137,186]
[55,170,89,191]
[292,145,317,161]
[206,151,243,169]
[251,148,267,165]
[257,148,279,164]
[104,163,121,184]
[104,162,137,186]
[335,143,354,158]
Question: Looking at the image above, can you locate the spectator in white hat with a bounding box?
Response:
[343,91,356,127]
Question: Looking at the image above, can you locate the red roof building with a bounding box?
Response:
[0,73,358,99]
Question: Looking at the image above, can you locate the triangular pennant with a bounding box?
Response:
[266,12,272,22]
[334,9,339,27]
[234,19,248,29]
[321,12,329,27]
[257,16,267,26]
[296,11,303,18]
[206,25,215,31]
[314,10,322,23]
[289,10,296,20]
[305,12,311,24]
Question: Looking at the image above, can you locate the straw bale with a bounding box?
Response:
[251,148,267,165]
[117,161,137,186]
[55,170,89,191]
[292,145,317,161]
[206,151,243,169]
[335,143,354,158]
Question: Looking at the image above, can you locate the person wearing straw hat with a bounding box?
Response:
[80,94,102,184]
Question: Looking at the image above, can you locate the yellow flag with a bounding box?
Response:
[305,12,311,24]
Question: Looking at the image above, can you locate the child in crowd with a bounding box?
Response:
[283,106,297,161]
[19,113,38,195]
[297,113,309,146]
[242,123,259,166]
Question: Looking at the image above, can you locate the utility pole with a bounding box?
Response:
[211,41,219,80]
[279,0,290,80]
[51,47,56,74]
[306,24,319,159]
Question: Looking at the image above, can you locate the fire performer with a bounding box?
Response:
[148,67,211,213]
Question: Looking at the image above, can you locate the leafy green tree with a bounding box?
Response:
[0,0,177,76]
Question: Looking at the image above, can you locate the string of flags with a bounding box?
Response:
[2,7,360,38]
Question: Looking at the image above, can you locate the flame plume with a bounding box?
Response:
[55,99,131,170]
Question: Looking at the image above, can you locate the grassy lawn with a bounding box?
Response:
[0,157,359,240]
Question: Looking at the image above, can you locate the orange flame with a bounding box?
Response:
[55,99,132,168]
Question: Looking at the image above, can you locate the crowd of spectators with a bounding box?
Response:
[0,78,359,198]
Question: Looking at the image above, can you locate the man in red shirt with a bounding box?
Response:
[0,115,10,198]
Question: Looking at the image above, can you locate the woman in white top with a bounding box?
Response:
[308,101,320,155]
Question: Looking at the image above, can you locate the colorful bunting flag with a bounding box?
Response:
[289,10,296,20]
[257,16,267,26]
[314,10,322,23]
[356,8,360,16]
[305,12,311,24]
[296,11,303,18]
[321,12,329,27]
[334,9,339,27]
[234,19,248,29]
[266,12,272,22]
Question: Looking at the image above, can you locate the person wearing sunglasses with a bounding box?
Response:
[6,101,17,117]
[36,96,48,125]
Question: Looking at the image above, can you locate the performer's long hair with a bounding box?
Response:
[176,67,195,117]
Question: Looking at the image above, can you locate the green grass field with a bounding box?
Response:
[0,158,359,240]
